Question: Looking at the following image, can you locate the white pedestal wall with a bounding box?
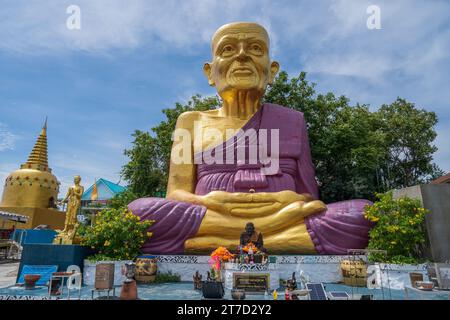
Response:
[83,260,132,286]
[82,255,427,290]
[149,255,356,283]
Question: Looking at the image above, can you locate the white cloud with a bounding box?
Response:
[0,123,17,151]
[0,0,262,54]
[298,0,450,81]
[0,0,449,174]
[2,1,448,86]
[304,53,393,81]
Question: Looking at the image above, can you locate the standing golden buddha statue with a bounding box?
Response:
[53,175,84,245]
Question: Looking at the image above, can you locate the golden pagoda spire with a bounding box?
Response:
[22,118,50,171]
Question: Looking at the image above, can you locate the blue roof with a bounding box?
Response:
[82,178,126,201]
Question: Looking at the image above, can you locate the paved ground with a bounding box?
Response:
[0,262,19,288]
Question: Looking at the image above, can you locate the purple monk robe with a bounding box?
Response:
[305,199,375,254]
[195,103,319,198]
[128,198,206,254]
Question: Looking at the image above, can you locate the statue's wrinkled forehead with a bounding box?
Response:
[211,22,270,54]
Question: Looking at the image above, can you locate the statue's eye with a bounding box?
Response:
[221,44,235,56]
[250,43,263,55]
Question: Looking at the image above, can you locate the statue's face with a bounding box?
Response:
[74,176,81,184]
[245,223,255,235]
[204,22,279,98]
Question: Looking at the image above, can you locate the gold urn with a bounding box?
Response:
[340,260,368,287]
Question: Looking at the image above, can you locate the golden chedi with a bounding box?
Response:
[0,120,65,229]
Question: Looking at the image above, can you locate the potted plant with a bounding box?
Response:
[77,207,154,286]
[201,247,234,299]
[202,268,225,299]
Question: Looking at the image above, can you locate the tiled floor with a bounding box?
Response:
[0,262,19,288]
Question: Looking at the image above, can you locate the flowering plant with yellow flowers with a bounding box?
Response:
[79,207,154,261]
[364,192,429,264]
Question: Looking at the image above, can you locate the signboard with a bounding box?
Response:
[95,263,115,290]
[233,273,269,292]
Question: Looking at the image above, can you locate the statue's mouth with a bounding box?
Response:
[231,67,254,75]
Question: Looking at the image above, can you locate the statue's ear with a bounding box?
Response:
[203,62,215,86]
[268,61,280,85]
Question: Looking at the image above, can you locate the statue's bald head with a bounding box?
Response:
[211,22,270,56]
[204,21,279,97]
[245,222,255,235]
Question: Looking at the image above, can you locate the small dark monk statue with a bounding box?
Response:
[286,272,297,291]
[193,271,202,290]
[240,222,266,252]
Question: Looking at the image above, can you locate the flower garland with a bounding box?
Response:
[242,243,259,254]
[209,247,234,271]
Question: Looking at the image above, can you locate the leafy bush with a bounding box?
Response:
[153,271,181,283]
[79,207,154,261]
[365,192,429,264]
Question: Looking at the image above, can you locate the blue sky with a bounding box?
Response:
[0,0,449,196]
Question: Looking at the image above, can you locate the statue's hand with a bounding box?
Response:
[202,191,273,216]
[202,190,316,217]
[167,189,204,205]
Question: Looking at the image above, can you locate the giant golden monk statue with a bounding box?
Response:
[128,22,373,254]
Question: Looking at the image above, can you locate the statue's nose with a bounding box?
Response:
[236,44,248,61]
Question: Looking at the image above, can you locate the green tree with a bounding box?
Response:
[110,189,139,209]
[121,130,166,197]
[374,98,444,189]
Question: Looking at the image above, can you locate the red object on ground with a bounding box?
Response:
[24,274,41,290]
[285,290,291,300]
[120,280,138,300]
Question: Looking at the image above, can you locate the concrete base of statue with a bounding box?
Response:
[151,255,358,283]
[18,244,93,284]
[150,255,427,290]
